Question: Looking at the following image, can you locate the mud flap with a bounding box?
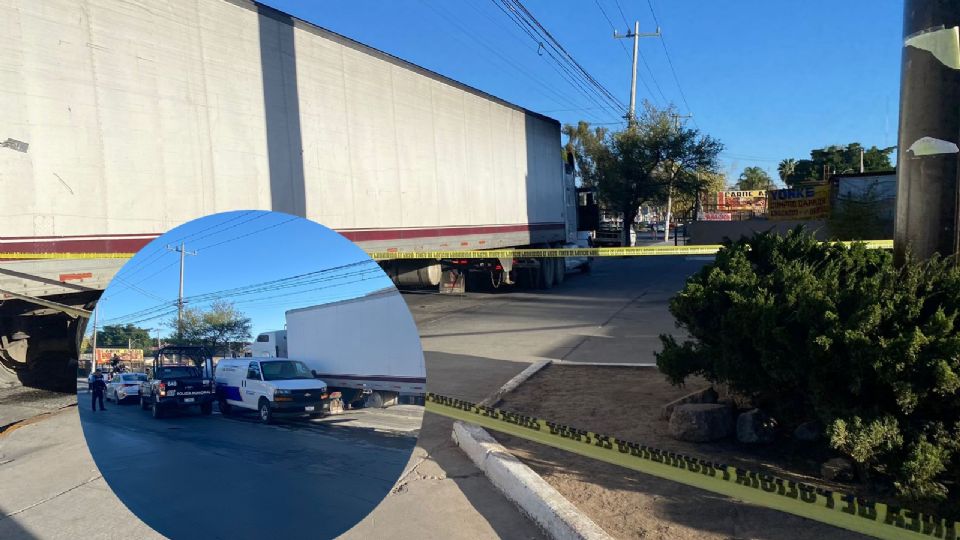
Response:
[439,268,465,294]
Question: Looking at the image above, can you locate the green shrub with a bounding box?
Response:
[656,228,960,501]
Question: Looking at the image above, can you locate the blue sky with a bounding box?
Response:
[261,0,902,185]
[95,211,395,340]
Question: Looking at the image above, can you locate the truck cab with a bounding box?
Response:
[214,358,338,424]
[139,346,216,418]
[250,330,287,358]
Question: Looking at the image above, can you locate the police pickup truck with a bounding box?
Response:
[139,346,216,419]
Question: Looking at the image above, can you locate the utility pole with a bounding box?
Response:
[91,304,98,375]
[614,22,660,127]
[660,113,693,241]
[895,1,960,262]
[859,147,865,173]
[166,242,196,338]
[669,113,693,130]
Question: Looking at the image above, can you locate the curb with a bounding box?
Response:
[450,359,613,540]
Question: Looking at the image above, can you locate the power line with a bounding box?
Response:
[644,0,695,119]
[490,0,623,118]
[593,0,631,60]
[104,260,382,325]
[194,215,299,251]
[613,0,630,27]
[463,0,612,122]
[509,0,625,110]
[101,259,180,302]
[491,0,625,118]
[421,0,593,115]
[116,211,258,280]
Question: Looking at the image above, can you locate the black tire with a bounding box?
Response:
[539,258,555,289]
[258,398,273,424]
[364,391,384,409]
[554,256,565,285]
[581,261,592,274]
[200,402,213,415]
[219,398,232,416]
[151,400,163,419]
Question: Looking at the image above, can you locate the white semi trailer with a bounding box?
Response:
[0,0,579,389]
[281,287,426,408]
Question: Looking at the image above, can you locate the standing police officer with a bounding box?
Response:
[90,369,107,411]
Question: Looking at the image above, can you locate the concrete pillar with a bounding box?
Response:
[894,0,960,262]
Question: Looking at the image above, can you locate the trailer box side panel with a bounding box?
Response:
[285,288,426,394]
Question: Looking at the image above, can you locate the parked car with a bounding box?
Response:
[106,372,147,403]
[214,358,337,424]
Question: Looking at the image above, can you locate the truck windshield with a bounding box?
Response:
[156,366,200,379]
[260,361,313,381]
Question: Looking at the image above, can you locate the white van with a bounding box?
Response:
[214,358,336,423]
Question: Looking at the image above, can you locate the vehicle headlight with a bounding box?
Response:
[274,389,291,396]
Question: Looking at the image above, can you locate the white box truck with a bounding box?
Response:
[1,0,579,390]
[279,287,425,409]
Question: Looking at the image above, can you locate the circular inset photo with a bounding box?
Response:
[78,210,425,539]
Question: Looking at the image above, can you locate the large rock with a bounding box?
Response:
[660,386,719,420]
[736,409,777,444]
[668,403,734,442]
[821,457,855,482]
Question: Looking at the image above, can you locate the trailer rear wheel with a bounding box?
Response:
[364,391,384,409]
[538,258,555,289]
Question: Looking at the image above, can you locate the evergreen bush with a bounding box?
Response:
[656,228,960,501]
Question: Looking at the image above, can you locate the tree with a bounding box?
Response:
[777,158,796,183]
[167,300,252,357]
[672,170,727,220]
[563,121,610,188]
[565,102,723,244]
[735,166,774,190]
[96,324,153,352]
[783,143,895,187]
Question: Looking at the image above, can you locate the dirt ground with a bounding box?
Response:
[494,364,872,540]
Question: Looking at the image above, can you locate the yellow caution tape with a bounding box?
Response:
[369,245,725,259]
[424,392,953,540]
[369,240,894,260]
[0,252,136,260]
[0,240,894,261]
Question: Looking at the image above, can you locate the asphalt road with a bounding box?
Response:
[0,254,707,539]
[77,395,418,540]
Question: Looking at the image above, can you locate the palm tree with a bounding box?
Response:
[778,158,796,185]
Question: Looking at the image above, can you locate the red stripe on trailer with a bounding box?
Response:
[337,222,564,242]
[1,222,565,259]
[59,272,93,281]
[0,236,155,258]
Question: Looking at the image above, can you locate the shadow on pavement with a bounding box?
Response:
[501,438,872,540]
[0,505,39,540]
[78,392,417,540]
[421,351,548,538]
